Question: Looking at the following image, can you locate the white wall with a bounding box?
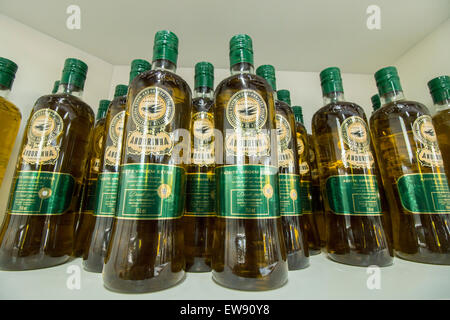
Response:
[394,18,450,114]
[0,14,113,218]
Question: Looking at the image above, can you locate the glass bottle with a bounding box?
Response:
[308,133,326,247]
[84,59,151,273]
[290,104,321,255]
[212,35,288,290]
[370,67,450,264]
[103,31,191,292]
[429,75,450,180]
[0,57,21,187]
[0,58,95,270]
[184,62,216,272]
[73,98,110,257]
[256,65,309,269]
[312,67,392,267]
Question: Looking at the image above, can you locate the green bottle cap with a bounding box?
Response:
[374,66,403,96]
[255,65,277,91]
[152,30,179,65]
[277,89,291,106]
[428,75,450,104]
[292,106,304,125]
[97,99,110,120]
[52,80,60,94]
[194,62,214,89]
[371,94,381,111]
[60,58,88,90]
[129,59,151,84]
[229,34,254,67]
[320,67,344,95]
[114,84,128,98]
[0,57,18,90]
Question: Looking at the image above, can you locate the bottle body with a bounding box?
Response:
[371,100,450,264]
[102,68,191,292]
[83,96,126,272]
[184,94,216,272]
[312,101,392,267]
[275,101,310,269]
[294,121,321,255]
[73,116,107,257]
[212,72,288,290]
[0,96,21,186]
[0,93,94,270]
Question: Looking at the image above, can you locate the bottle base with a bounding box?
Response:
[395,251,450,265]
[212,269,288,291]
[287,252,310,271]
[103,270,186,294]
[82,258,104,273]
[0,254,71,271]
[185,257,212,273]
[327,251,393,267]
[308,248,322,256]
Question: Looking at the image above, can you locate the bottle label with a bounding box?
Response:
[105,110,125,166]
[412,115,444,168]
[192,112,215,166]
[278,173,302,216]
[225,89,271,157]
[397,173,450,214]
[116,164,185,220]
[184,173,215,217]
[22,109,63,165]
[127,87,175,156]
[296,132,310,175]
[216,165,279,219]
[93,172,120,217]
[275,114,295,169]
[340,116,374,169]
[299,180,313,214]
[326,174,382,215]
[8,171,74,215]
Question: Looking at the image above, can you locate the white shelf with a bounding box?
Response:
[1,253,449,299]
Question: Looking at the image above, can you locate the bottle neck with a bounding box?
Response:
[57,83,84,98]
[0,85,10,99]
[323,91,345,105]
[230,62,254,75]
[194,86,214,100]
[434,98,450,112]
[152,59,177,73]
[380,89,405,105]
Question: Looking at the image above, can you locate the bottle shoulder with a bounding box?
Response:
[275,100,293,117]
[312,101,367,125]
[192,97,214,113]
[34,93,95,122]
[0,96,22,119]
[131,69,192,98]
[370,100,430,125]
[215,73,273,95]
[108,96,127,114]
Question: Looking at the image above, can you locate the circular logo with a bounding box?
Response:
[290,189,298,201]
[131,87,174,129]
[28,109,63,144]
[226,90,267,130]
[413,115,438,147]
[193,112,214,141]
[157,184,172,199]
[263,184,274,199]
[341,116,370,151]
[109,111,125,144]
[38,187,52,199]
[275,114,291,148]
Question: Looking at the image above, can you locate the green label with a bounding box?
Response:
[278,174,302,216]
[397,173,450,214]
[8,171,74,215]
[300,180,313,214]
[216,165,280,219]
[116,164,185,220]
[326,174,382,215]
[185,173,215,217]
[94,172,120,217]
[85,178,98,212]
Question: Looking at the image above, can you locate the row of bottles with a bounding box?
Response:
[0,31,448,293]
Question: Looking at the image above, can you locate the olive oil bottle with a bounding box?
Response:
[0,57,21,187]
[103,31,191,292]
[312,67,392,267]
[308,133,326,247]
[290,104,321,255]
[0,58,95,270]
[84,59,151,273]
[212,35,288,290]
[72,98,111,257]
[256,66,309,270]
[184,62,216,272]
[370,67,450,264]
[429,75,450,180]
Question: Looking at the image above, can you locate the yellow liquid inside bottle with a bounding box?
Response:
[0,96,21,186]
[433,106,450,180]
